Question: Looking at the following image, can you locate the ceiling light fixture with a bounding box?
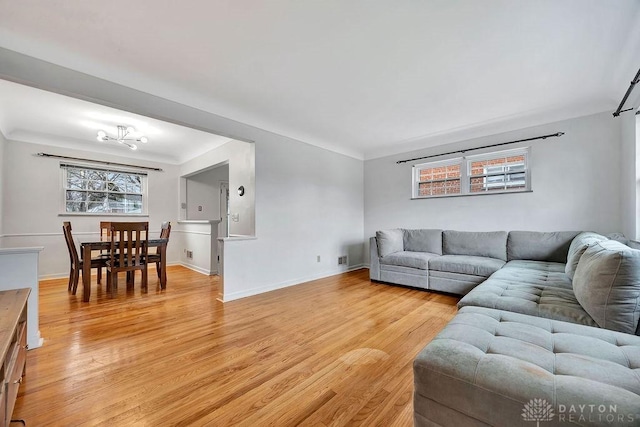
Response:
[96,125,148,151]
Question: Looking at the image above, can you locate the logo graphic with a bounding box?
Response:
[522,398,555,426]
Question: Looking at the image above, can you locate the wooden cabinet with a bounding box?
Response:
[0,289,29,427]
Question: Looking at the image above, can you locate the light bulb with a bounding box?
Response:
[130,144,138,151]
[97,130,106,138]
[139,136,148,143]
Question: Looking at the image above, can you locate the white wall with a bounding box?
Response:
[1,139,182,278]
[221,136,364,300]
[186,164,228,221]
[181,140,255,237]
[176,220,219,274]
[0,130,5,238]
[620,111,639,239]
[364,112,623,262]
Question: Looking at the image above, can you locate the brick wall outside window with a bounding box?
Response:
[412,148,529,199]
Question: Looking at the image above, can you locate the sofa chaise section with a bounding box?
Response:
[458,260,599,327]
[414,306,640,427]
[459,233,640,336]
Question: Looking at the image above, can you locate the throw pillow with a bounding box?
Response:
[573,240,640,335]
[564,232,608,279]
[376,229,404,258]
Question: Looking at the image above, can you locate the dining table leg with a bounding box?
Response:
[82,244,92,302]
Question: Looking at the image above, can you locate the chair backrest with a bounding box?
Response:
[110,222,149,268]
[62,221,80,267]
[160,221,172,239]
[99,221,111,239]
[156,221,171,255]
[99,221,111,254]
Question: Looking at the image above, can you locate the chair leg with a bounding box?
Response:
[142,267,148,293]
[97,267,102,285]
[71,267,80,295]
[111,271,118,298]
[68,267,74,291]
[156,262,161,279]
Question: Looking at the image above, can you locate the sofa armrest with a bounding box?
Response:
[369,237,381,280]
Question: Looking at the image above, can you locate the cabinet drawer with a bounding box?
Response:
[5,321,26,425]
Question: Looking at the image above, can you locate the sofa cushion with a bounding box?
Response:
[458,261,597,327]
[414,306,640,427]
[379,251,439,270]
[442,230,507,261]
[428,255,505,277]
[564,231,608,279]
[376,229,404,257]
[573,240,640,335]
[403,229,442,255]
[507,230,579,262]
[502,259,567,274]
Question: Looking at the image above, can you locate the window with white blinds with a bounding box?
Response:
[412,147,530,199]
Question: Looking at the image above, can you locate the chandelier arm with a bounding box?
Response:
[97,125,145,150]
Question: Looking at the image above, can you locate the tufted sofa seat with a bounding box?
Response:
[414,306,640,427]
[458,260,598,327]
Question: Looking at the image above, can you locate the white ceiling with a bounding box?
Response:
[0,80,232,164]
[0,1,638,161]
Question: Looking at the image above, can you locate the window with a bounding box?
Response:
[412,147,530,199]
[62,164,147,214]
[413,158,462,197]
[468,151,527,193]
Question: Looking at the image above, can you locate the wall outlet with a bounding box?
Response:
[317,255,321,262]
[231,213,240,222]
[181,202,187,209]
[186,250,193,259]
[198,205,203,211]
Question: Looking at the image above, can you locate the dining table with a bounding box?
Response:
[80,236,168,302]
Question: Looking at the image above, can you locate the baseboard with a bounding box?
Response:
[39,272,69,281]
[29,329,43,350]
[179,262,217,276]
[219,264,367,302]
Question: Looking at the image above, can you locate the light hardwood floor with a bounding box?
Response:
[14,266,458,426]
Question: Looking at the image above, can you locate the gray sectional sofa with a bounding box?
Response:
[370,229,640,426]
[370,229,580,295]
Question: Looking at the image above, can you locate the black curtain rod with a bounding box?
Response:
[613,67,640,117]
[36,152,163,172]
[396,132,565,164]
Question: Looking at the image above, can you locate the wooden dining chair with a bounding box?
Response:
[99,221,111,241]
[147,221,171,279]
[106,222,149,297]
[95,221,113,283]
[62,221,109,294]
